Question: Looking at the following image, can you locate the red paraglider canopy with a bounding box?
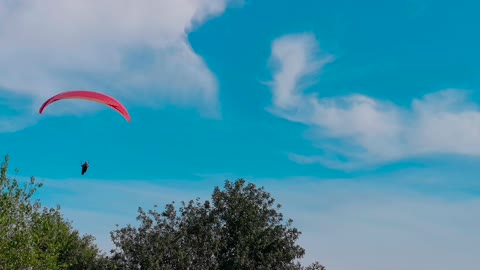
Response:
[38,90,131,122]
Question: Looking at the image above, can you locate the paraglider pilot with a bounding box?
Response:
[81,161,89,175]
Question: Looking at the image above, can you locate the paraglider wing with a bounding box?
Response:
[38,90,131,122]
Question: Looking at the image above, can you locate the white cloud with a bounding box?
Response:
[252,171,480,270]
[291,189,480,270]
[267,32,480,169]
[0,0,233,126]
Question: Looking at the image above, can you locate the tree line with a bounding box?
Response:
[0,155,325,270]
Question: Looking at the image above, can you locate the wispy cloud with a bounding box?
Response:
[248,167,480,270]
[284,183,480,270]
[33,168,480,269]
[0,0,234,128]
[267,32,480,169]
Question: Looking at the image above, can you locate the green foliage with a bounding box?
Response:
[110,178,325,270]
[303,261,326,270]
[0,155,107,270]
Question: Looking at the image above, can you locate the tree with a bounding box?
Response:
[110,178,325,270]
[0,155,109,270]
[303,261,326,270]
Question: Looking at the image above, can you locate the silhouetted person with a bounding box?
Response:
[81,161,89,175]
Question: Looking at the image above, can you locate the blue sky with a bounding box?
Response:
[1,0,480,269]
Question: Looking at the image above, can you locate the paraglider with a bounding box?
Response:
[81,161,89,175]
[38,90,131,122]
[38,90,131,175]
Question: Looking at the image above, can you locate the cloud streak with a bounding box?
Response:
[0,0,232,127]
[267,32,480,169]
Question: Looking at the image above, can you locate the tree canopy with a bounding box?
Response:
[110,179,324,270]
